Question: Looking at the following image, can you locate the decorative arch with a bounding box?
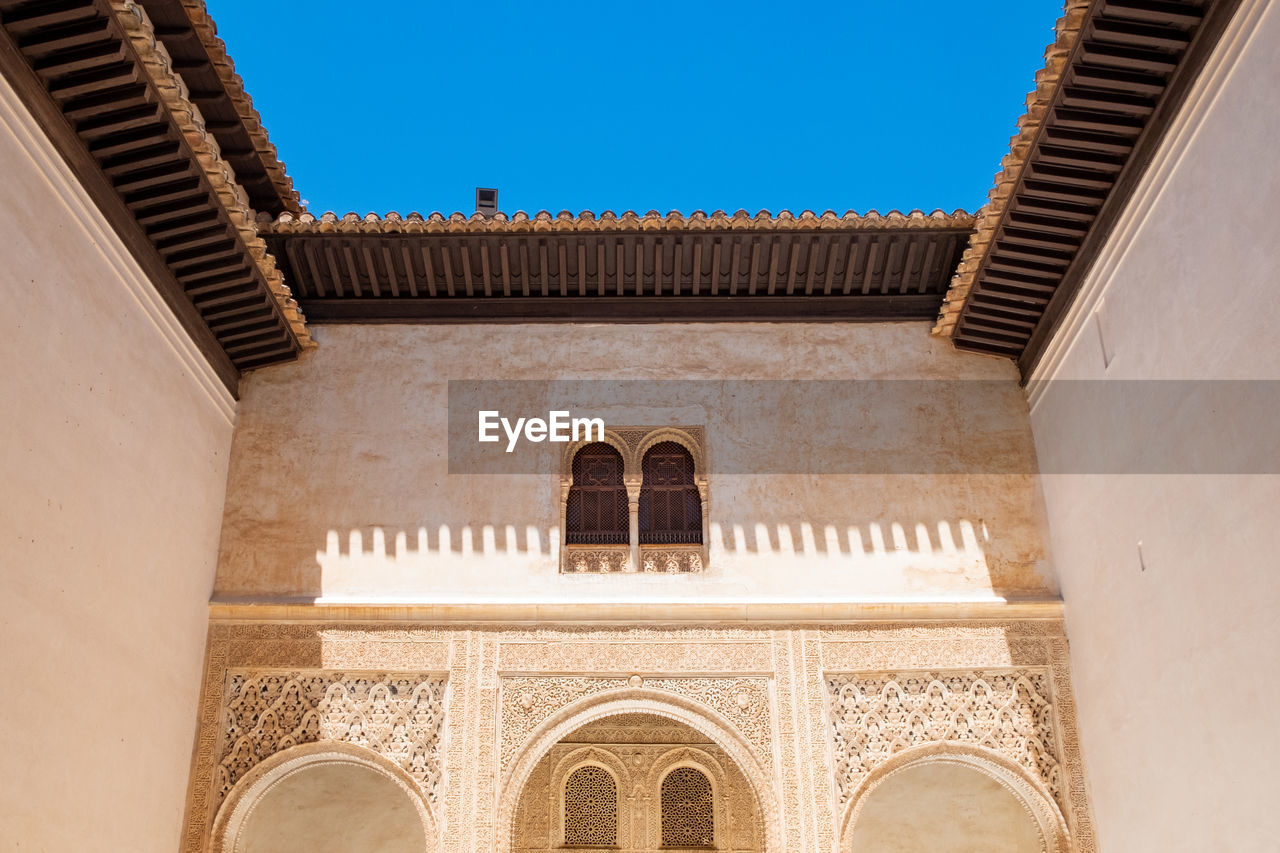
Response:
[634,426,706,484]
[210,741,437,853]
[839,743,1071,853]
[497,688,779,853]
[559,428,634,482]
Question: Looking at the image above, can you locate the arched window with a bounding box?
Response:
[661,766,714,848]
[566,443,628,545]
[639,442,702,545]
[563,765,617,846]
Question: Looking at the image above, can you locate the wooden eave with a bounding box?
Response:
[0,0,308,391]
[935,0,1244,377]
[262,210,974,323]
[137,0,301,217]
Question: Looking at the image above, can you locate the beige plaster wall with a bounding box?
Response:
[849,763,1042,853]
[235,763,425,853]
[217,321,1055,604]
[0,76,236,850]
[1026,1,1280,849]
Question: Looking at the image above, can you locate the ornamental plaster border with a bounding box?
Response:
[209,742,437,853]
[496,689,780,853]
[838,743,1070,853]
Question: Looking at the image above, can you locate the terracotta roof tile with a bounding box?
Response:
[113,0,312,347]
[167,0,303,214]
[262,207,975,236]
[932,0,1090,338]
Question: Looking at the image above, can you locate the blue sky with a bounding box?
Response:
[205,1,1063,217]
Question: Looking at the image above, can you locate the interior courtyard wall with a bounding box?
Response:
[0,76,237,850]
[1026,1,1280,850]
[217,322,1056,604]
[183,620,1092,853]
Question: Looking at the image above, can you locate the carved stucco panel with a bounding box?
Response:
[826,668,1062,811]
[180,621,1092,853]
[213,671,446,815]
[499,675,773,774]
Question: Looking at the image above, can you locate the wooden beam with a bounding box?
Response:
[300,294,943,323]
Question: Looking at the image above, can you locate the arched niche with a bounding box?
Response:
[499,689,778,852]
[211,742,436,853]
[841,744,1071,853]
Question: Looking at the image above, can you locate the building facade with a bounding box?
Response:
[2,0,1277,852]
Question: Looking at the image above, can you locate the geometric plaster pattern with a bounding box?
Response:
[562,765,617,846]
[215,671,446,814]
[826,669,1062,810]
[181,621,1094,853]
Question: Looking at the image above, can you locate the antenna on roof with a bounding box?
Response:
[475,187,498,217]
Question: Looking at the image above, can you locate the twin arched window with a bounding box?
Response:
[565,439,702,547]
[562,764,714,848]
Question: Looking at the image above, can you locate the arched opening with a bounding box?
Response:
[211,743,435,853]
[511,711,763,853]
[566,442,628,545]
[841,746,1069,853]
[638,441,702,545]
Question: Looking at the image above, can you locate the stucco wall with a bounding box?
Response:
[0,77,236,849]
[1026,1,1280,850]
[217,321,1055,604]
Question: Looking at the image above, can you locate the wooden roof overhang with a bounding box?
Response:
[934,0,1243,376]
[0,0,308,393]
[138,0,301,217]
[262,210,974,323]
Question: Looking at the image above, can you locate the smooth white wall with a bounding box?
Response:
[0,75,236,850]
[1027,1,1280,849]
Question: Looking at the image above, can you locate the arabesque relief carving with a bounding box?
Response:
[500,675,772,773]
[214,671,446,814]
[826,669,1063,810]
[181,622,1093,853]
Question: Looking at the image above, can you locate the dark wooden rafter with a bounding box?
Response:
[0,0,301,387]
[263,227,972,323]
[950,0,1244,374]
[139,0,298,217]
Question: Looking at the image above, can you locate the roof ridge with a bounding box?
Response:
[263,207,975,235]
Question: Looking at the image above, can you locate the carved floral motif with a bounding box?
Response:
[826,669,1062,809]
[214,671,446,812]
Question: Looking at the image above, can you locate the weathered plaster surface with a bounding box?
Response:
[234,763,425,853]
[1027,1,1280,850]
[0,75,235,851]
[219,322,1055,602]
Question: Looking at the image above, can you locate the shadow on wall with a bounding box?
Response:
[282,514,1009,602]
[313,517,991,561]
